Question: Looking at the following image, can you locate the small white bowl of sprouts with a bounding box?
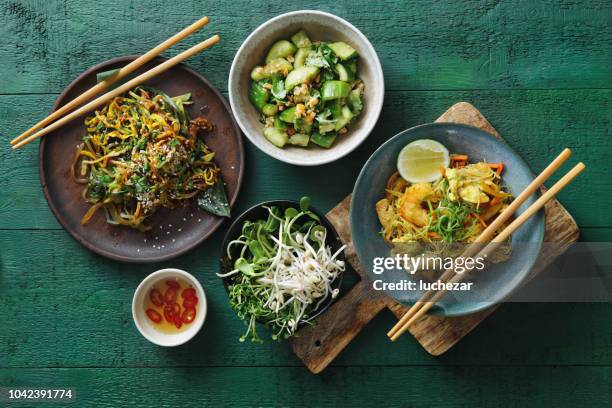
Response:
[218,197,346,343]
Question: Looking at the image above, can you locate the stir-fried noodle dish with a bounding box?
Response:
[72,86,223,231]
[376,155,512,249]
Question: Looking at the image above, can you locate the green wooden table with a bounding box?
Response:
[1,1,611,406]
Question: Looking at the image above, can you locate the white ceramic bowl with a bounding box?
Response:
[132,268,207,347]
[228,10,385,166]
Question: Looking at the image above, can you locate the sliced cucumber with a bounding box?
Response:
[321,80,351,101]
[294,48,309,68]
[318,123,336,134]
[336,63,355,81]
[347,89,363,116]
[249,81,269,111]
[279,106,297,123]
[273,115,287,130]
[290,30,312,48]
[329,99,342,118]
[262,103,278,116]
[265,40,297,64]
[264,58,293,77]
[328,42,358,61]
[251,66,267,81]
[288,133,310,147]
[294,117,312,134]
[346,60,357,75]
[334,106,354,131]
[284,66,319,91]
[263,127,288,147]
[311,132,337,148]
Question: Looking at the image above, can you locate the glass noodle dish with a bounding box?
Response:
[218,198,346,342]
[71,86,230,231]
[377,140,513,245]
[249,30,364,149]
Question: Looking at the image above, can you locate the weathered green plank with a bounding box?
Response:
[1,0,611,405]
[0,0,610,93]
[2,230,612,368]
[1,89,609,229]
[1,366,610,407]
[581,227,612,241]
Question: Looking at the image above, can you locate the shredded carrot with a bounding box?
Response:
[427,231,441,239]
[439,165,446,177]
[487,161,505,175]
[497,162,504,175]
[475,214,487,228]
[490,197,502,206]
[451,154,468,161]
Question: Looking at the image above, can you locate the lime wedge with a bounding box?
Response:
[397,139,450,183]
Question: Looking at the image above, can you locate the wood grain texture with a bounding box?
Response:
[1,0,611,93]
[1,0,611,405]
[289,102,579,372]
[2,230,612,369]
[1,366,611,408]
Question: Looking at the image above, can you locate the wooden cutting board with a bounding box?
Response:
[289,102,580,374]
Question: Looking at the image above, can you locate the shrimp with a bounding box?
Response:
[398,182,434,227]
[376,198,395,232]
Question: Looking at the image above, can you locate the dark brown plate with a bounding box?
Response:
[39,56,244,263]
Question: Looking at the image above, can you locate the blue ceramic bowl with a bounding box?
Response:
[350,123,545,316]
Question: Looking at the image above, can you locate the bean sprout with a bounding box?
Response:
[217,199,346,342]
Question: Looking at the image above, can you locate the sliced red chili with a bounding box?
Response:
[166,280,180,289]
[149,288,164,307]
[163,304,175,323]
[164,287,177,304]
[183,296,198,308]
[182,287,196,299]
[181,307,196,324]
[146,308,162,324]
[170,302,181,316]
[174,314,183,329]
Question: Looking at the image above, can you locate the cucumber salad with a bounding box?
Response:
[249,29,364,149]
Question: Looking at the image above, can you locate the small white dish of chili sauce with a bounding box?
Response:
[132,268,207,347]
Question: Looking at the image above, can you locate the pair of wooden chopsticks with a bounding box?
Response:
[387,148,585,341]
[10,16,219,150]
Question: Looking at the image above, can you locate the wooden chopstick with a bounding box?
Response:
[387,148,573,339]
[389,161,585,341]
[10,16,210,146]
[12,34,220,150]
